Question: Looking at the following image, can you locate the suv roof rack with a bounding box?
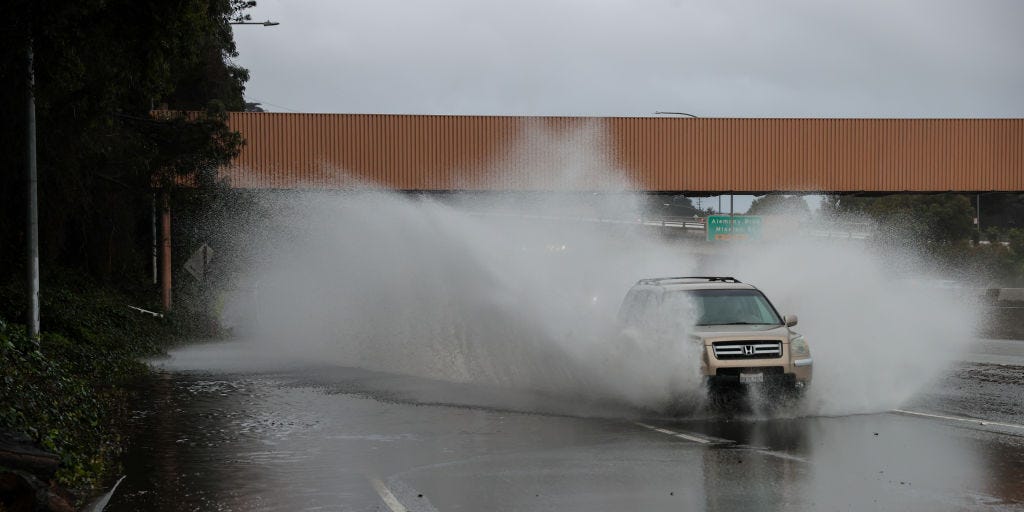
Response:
[636,276,742,285]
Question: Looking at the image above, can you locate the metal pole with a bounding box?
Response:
[26,39,40,340]
[161,192,172,311]
[977,193,981,237]
[730,193,735,238]
[152,193,158,284]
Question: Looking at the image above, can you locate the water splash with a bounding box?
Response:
[224,124,981,417]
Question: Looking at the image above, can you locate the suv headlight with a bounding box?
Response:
[791,336,810,357]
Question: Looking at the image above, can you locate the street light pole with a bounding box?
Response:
[26,37,40,340]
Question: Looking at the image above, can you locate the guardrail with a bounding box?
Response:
[465,210,877,239]
[467,211,708,230]
[989,288,1024,303]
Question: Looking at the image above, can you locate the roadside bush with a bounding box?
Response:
[0,323,139,488]
[0,272,177,490]
[1008,228,1024,256]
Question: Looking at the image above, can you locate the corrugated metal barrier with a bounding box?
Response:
[222,113,1024,192]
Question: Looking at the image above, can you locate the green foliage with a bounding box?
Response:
[2,271,169,355]
[979,193,1024,230]
[645,194,700,218]
[0,0,253,282]
[1008,228,1024,256]
[822,193,974,245]
[0,274,181,489]
[746,195,811,216]
[0,0,256,493]
[0,328,127,488]
[822,193,1024,285]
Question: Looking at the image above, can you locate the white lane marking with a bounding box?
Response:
[370,477,409,512]
[635,422,715,444]
[754,448,810,464]
[635,422,810,464]
[892,409,1024,431]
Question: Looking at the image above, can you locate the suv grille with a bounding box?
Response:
[712,341,782,360]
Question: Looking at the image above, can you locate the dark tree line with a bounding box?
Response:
[820,193,1023,245]
[746,195,811,217]
[820,194,975,244]
[821,193,1024,284]
[0,0,253,284]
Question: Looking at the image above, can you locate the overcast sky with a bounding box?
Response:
[230,0,1022,212]
[233,0,1024,117]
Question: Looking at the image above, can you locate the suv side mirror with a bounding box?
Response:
[784,314,798,327]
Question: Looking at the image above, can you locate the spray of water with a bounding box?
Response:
[225,124,982,417]
[703,240,981,415]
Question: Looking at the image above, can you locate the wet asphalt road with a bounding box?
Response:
[105,340,1024,512]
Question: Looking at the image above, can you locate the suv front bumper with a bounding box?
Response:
[701,343,812,385]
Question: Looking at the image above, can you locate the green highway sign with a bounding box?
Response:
[707,215,763,241]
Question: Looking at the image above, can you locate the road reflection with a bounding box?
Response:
[106,356,1024,511]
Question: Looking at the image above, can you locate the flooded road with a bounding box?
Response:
[106,340,1024,511]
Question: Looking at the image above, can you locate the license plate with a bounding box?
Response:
[740,373,764,384]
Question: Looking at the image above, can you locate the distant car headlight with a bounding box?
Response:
[791,336,810,357]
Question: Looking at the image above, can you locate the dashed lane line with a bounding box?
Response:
[370,477,409,512]
[754,448,810,464]
[634,422,713,444]
[892,409,1024,431]
[634,422,734,444]
[634,422,811,464]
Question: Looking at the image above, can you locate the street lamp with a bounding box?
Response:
[229,20,280,26]
[652,110,737,228]
[653,111,698,118]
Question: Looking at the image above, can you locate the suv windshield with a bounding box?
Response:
[678,289,783,326]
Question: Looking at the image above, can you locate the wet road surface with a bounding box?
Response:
[105,340,1024,512]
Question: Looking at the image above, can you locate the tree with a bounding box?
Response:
[0,0,253,282]
[980,193,1024,230]
[746,195,810,216]
[822,194,974,244]
[645,194,700,218]
[1008,228,1024,256]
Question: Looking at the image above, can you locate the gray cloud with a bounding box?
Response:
[232,0,1024,116]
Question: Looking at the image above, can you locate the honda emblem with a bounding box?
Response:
[743,345,754,356]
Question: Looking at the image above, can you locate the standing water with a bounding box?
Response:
[107,125,984,509]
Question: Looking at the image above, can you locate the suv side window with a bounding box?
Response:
[617,289,641,326]
[618,287,661,327]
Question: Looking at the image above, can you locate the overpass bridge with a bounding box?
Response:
[159,113,1024,310]
[219,113,1024,193]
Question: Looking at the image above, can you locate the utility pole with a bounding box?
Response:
[26,37,40,340]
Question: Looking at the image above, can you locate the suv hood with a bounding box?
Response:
[691,324,792,344]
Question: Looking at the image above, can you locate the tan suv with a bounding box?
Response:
[617,276,812,393]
